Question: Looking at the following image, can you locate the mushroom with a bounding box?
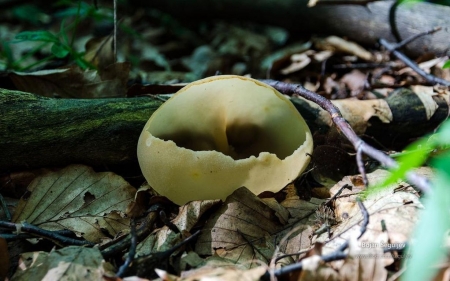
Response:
[137,75,313,205]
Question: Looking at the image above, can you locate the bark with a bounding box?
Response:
[0,87,447,171]
[134,0,450,57]
[0,89,163,171]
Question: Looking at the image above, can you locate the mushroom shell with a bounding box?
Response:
[137,75,313,205]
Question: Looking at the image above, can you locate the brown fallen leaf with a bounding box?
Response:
[12,164,136,243]
[195,187,285,267]
[136,199,220,257]
[315,36,373,61]
[340,69,367,97]
[9,62,130,98]
[176,265,267,281]
[320,169,432,260]
[84,36,115,69]
[339,236,388,281]
[12,246,114,280]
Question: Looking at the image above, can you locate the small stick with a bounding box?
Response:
[0,221,93,246]
[388,27,442,50]
[262,197,371,279]
[262,80,431,193]
[379,28,450,87]
[356,145,368,187]
[116,220,137,277]
[101,211,157,259]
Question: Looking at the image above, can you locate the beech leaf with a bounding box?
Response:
[12,164,136,243]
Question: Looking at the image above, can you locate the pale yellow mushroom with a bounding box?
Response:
[137,75,313,205]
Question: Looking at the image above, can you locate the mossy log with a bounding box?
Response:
[0,89,163,171]
[0,88,447,171]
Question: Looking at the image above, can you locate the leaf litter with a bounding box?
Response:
[12,164,136,243]
[2,3,450,280]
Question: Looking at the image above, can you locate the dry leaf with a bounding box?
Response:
[281,51,313,75]
[84,36,115,69]
[321,169,430,257]
[12,165,136,243]
[339,236,388,281]
[410,85,439,120]
[341,70,367,97]
[178,265,267,281]
[10,62,130,98]
[12,246,113,281]
[195,187,285,266]
[332,99,393,134]
[298,255,340,281]
[136,200,219,257]
[281,195,322,224]
[315,36,373,61]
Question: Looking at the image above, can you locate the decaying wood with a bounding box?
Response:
[0,87,447,171]
[0,89,163,171]
[292,87,449,148]
[134,0,450,57]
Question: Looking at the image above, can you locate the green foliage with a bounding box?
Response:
[443,60,450,69]
[6,1,104,71]
[364,120,450,198]
[364,119,450,280]
[404,151,450,281]
[11,25,93,70]
[11,4,48,26]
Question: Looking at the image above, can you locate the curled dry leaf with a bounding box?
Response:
[9,62,131,98]
[136,199,220,257]
[195,187,285,266]
[338,236,389,281]
[12,246,113,281]
[298,255,340,281]
[315,36,373,61]
[321,169,433,257]
[12,165,136,243]
[175,265,267,281]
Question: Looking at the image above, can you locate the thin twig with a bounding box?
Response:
[0,221,93,246]
[101,211,157,259]
[262,197,371,279]
[116,220,137,277]
[0,193,11,221]
[356,199,369,239]
[261,79,432,194]
[379,28,450,87]
[390,27,442,50]
[356,145,368,187]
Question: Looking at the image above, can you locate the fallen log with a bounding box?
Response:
[0,89,162,171]
[133,0,450,57]
[0,87,447,171]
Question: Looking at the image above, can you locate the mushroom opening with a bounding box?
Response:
[137,75,313,205]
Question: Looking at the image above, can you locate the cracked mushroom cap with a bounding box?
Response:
[137,75,313,205]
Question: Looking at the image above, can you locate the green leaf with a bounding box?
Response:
[12,4,47,26]
[363,137,433,198]
[51,42,69,58]
[442,60,450,69]
[403,153,450,281]
[60,19,70,46]
[13,31,60,44]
